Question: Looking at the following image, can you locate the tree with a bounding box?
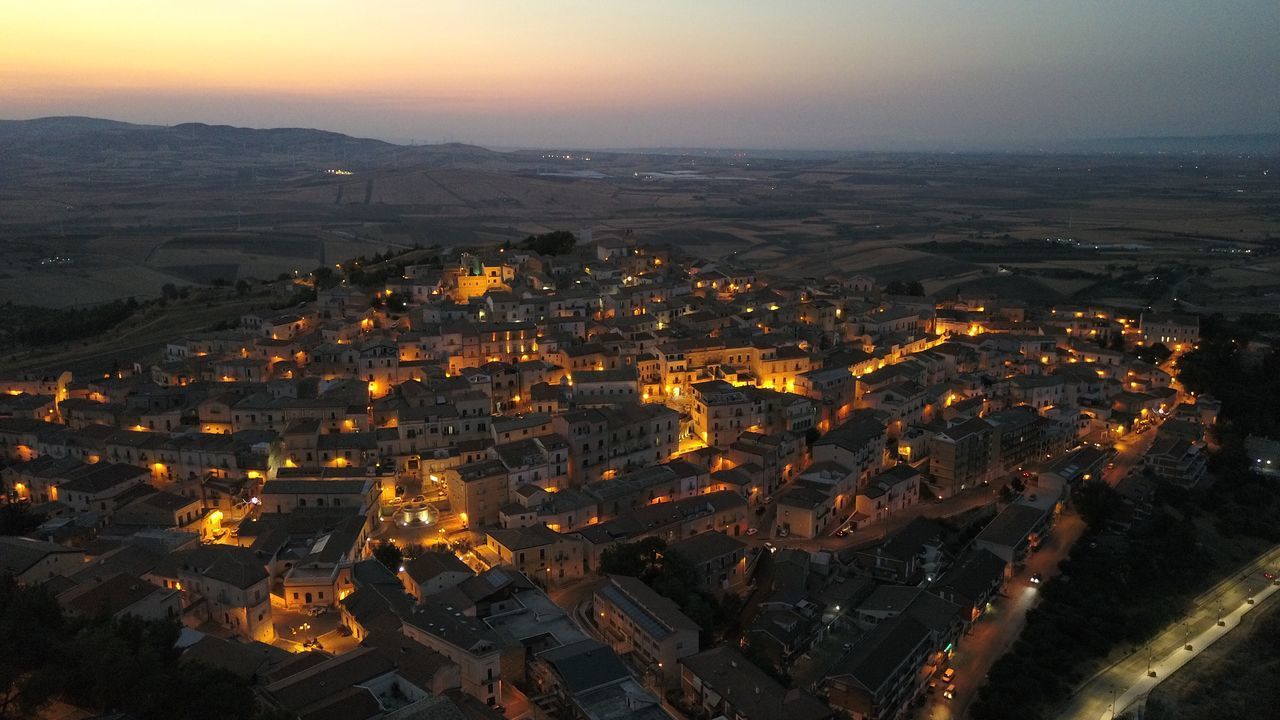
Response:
[0,576,267,720]
[372,541,404,572]
[11,297,139,347]
[1071,481,1118,529]
[0,504,47,536]
[234,279,251,296]
[884,280,925,296]
[522,230,576,256]
[598,537,666,577]
[1134,342,1172,365]
[382,292,409,313]
[312,266,338,290]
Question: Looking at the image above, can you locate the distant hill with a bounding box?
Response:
[0,116,156,140]
[0,116,503,174]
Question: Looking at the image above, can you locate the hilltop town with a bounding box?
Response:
[0,231,1226,720]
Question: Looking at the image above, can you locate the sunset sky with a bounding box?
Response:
[3,1,1277,149]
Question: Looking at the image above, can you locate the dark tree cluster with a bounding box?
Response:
[1133,341,1172,365]
[371,291,409,313]
[372,540,404,572]
[1177,312,1280,541]
[1179,313,1280,440]
[598,538,743,643]
[310,266,338,289]
[883,280,925,296]
[0,504,46,537]
[520,230,576,256]
[1,297,139,347]
[160,283,192,300]
[971,490,1213,720]
[0,576,274,720]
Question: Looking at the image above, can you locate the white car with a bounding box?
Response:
[746,527,759,536]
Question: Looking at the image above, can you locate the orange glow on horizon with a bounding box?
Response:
[1,3,817,113]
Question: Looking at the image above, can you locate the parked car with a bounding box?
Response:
[305,605,327,617]
[746,527,758,536]
[940,668,955,683]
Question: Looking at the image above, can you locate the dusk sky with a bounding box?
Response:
[3,1,1278,150]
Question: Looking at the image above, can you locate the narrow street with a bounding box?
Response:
[918,512,1087,720]
[916,422,1156,719]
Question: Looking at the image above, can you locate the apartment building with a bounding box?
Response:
[593,574,700,687]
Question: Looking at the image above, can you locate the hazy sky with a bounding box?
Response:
[3,1,1277,150]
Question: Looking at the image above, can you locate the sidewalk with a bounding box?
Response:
[1059,565,1280,720]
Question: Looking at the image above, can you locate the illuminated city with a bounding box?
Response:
[2,4,1279,720]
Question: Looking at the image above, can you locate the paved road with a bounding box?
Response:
[1057,547,1280,720]
[915,427,1156,720]
[919,512,1087,720]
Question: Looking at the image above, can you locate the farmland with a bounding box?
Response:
[2,119,1278,310]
